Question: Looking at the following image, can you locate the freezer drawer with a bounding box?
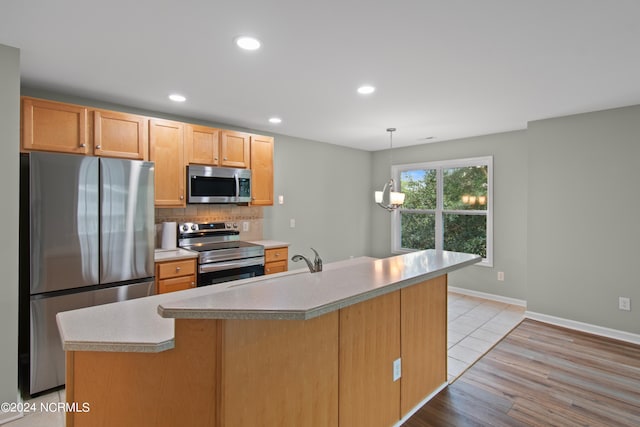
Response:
[29,280,154,395]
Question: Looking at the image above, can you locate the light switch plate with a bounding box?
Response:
[290,218,296,228]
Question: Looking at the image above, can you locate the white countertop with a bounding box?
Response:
[57,250,480,353]
[248,240,290,249]
[154,248,198,262]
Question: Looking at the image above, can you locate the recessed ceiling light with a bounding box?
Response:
[357,85,376,95]
[235,36,261,51]
[268,117,282,124]
[168,94,186,102]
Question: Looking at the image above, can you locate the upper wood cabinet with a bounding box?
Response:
[185,124,220,165]
[149,119,185,207]
[22,97,89,154]
[94,110,148,160]
[250,135,274,206]
[220,130,251,168]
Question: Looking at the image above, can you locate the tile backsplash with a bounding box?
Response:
[155,205,264,246]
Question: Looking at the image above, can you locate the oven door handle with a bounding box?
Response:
[199,257,265,274]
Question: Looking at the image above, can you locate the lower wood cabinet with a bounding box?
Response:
[264,246,288,274]
[155,258,196,294]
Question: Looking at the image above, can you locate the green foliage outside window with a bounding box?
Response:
[399,165,488,259]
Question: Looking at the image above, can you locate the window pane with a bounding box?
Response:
[443,165,488,211]
[400,212,435,250]
[443,214,486,258]
[400,169,437,210]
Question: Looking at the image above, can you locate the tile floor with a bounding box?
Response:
[6,292,524,426]
[447,291,525,383]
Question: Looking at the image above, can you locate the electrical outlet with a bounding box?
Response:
[393,358,401,382]
[289,218,296,228]
[278,195,284,205]
[497,271,505,281]
[619,297,631,311]
[242,222,249,232]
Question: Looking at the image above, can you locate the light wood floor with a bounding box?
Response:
[403,319,640,427]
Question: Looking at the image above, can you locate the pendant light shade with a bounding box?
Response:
[375,128,405,211]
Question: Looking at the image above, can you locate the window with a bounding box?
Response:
[391,156,493,266]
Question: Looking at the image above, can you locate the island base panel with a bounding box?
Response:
[401,274,448,414]
[65,319,220,427]
[221,313,339,426]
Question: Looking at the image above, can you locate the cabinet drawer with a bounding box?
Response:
[265,247,288,263]
[157,259,196,279]
[265,260,287,275]
[158,275,196,294]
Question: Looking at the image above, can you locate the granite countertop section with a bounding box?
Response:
[158,250,481,321]
[57,250,480,353]
[248,240,290,249]
[154,248,198,262]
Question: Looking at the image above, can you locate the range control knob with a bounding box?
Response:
[191,224,197,230]
[233,223,238,229]
[182,225,189,231]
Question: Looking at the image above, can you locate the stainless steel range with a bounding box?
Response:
[177,222,265,286]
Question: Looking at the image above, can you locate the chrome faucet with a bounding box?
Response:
[291,248,323,273]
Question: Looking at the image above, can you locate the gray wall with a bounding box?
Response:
[0,44,20,413]
[21,87,374,269]
[263,135,372,266]
[370,131,529,301]
[527,106,640,334]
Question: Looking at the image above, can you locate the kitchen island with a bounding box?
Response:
[57,250,480,427]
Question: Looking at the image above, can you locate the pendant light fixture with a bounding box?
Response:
[375,128,405,211]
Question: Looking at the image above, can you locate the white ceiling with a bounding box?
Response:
[2,1,640,151]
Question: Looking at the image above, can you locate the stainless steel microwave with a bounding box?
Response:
[187,165,251,204]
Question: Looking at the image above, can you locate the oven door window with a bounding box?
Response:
[198,264,264,286]
[191,176,236,197]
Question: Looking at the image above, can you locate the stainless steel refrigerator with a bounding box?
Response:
[19,152,156,396]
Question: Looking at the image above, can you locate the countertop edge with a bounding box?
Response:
[62,339,175,353]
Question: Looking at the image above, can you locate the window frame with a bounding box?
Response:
[391,156,493,267]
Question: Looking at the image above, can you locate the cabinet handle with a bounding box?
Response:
[266,268,270,273]
[191,281,195,287]
[214,157,218,161]
[180,195,184,200]
[224,157,228,160]
[96,145,101,150]
[275,253,280,257]
[79,143,86,148]
[176,266,181,272]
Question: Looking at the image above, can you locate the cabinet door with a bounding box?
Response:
[265,260,287,275]
[339,291,401,427]
[22,97,89,154]
[157,275,196,294]
[400,275,447,414]
[94,110,148,160]
[250,135,274,206]
[220,130,250,168]
[149,119,185,207]
[185,124,220,165]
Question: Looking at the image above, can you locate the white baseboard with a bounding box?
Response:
[392,382,447,427]
[448,286,527,307]
[525,311,640,346]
